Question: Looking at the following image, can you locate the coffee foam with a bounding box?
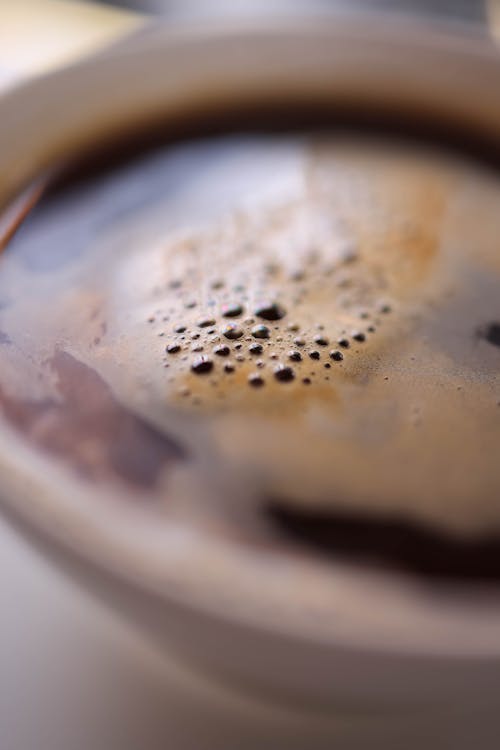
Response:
[109,135,500,541]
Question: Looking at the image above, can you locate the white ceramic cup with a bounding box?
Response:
[0,17,500,711]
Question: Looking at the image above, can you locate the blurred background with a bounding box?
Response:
[69,0,494,23]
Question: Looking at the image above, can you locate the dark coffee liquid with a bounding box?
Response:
[1,116,500,582]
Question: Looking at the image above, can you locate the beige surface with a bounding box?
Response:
[488,0,500,41]
[0,0,143,89]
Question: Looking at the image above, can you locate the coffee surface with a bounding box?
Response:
[1,130,499,576]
